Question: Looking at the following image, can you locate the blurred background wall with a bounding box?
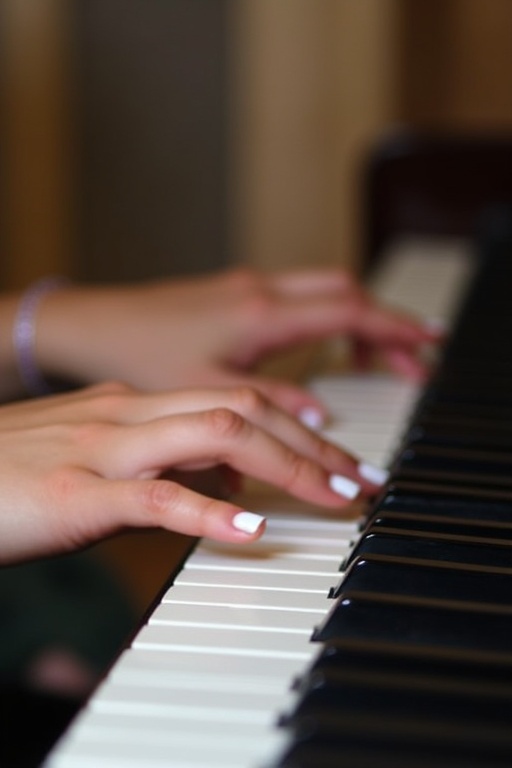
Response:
[1,0,512,287]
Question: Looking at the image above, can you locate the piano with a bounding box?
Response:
[45,219,512,768]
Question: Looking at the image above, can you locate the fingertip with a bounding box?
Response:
[256,377,328,424]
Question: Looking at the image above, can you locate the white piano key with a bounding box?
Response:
[109,648,304,687]
[186,551,345,573]
[174,565,337,592]
[261,520,359,539]
[262,513,360,532]
[92,680,288,720]
[54,711,290,768]
[203,534,356,551]
[133,623,316,658]
[148,601,324,631]
[54,713,286,763]
[201,536,355,555]
[64,710,277,739]
[49,733,281,768]
[162,583,333,612]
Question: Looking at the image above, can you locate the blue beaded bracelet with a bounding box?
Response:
[12,276,67,396]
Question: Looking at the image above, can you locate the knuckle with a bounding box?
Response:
[231,386,268,419]
[72,420,111,448]
[204,407,247,441]
[227,269,275,324]
[89,381,138,418]
[282,450,308,493]
[243,289,274,324]
[139,479,182,522]
[45,466,80,504]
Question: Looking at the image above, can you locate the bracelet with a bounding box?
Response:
[12,276,68,397]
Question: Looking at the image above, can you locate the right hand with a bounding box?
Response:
[0,381,385,565]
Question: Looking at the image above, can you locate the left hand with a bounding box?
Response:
[35,268,441,421]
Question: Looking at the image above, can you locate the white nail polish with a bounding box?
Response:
[232,511,266,534]
[298,406,324,431]
[358,462,389,486]
[329,474,361,500]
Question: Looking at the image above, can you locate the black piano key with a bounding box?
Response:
[393,467,512,490]
[289,667,512,721]
[410,410,512,436]
[422,382,512,410]
[274,735,512,768]
[312,591,512,654]
[438,358,512,379]
[394,444,512,478]
[380,481,512,522]
[271,232,512,768]
[416,399,512,424]
[342,531,512,570]
[368,512,512,542]
[431,369,512,391]
[311,638,512,687]
[330,556,512,605]
[280,669,512,764]
[407,419,512,452]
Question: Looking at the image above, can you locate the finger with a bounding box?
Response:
[238,291,434,359]
[380,345,430,381]
[87,379,329,437]
[269,269,357,297]
[247,376,328,429]
[198,371,329,429]
[345,297,443,348]
[64,471,267,544]
[91,410,368,507]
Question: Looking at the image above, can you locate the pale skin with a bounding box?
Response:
[0,267,441,565]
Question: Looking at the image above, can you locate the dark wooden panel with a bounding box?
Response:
[72,0,229,283]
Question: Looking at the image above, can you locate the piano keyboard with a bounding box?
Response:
[46,237,489,768]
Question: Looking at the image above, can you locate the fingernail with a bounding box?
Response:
[358,462,389,486]
[329,474,361,500]
[299,406,324,431]
[232,511,266,534]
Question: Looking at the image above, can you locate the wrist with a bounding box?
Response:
[12,277,69,397]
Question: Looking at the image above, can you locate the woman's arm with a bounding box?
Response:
[29,268,440,417]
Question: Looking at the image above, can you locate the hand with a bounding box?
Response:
[34,268,440,422]
[0,381,386,565]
